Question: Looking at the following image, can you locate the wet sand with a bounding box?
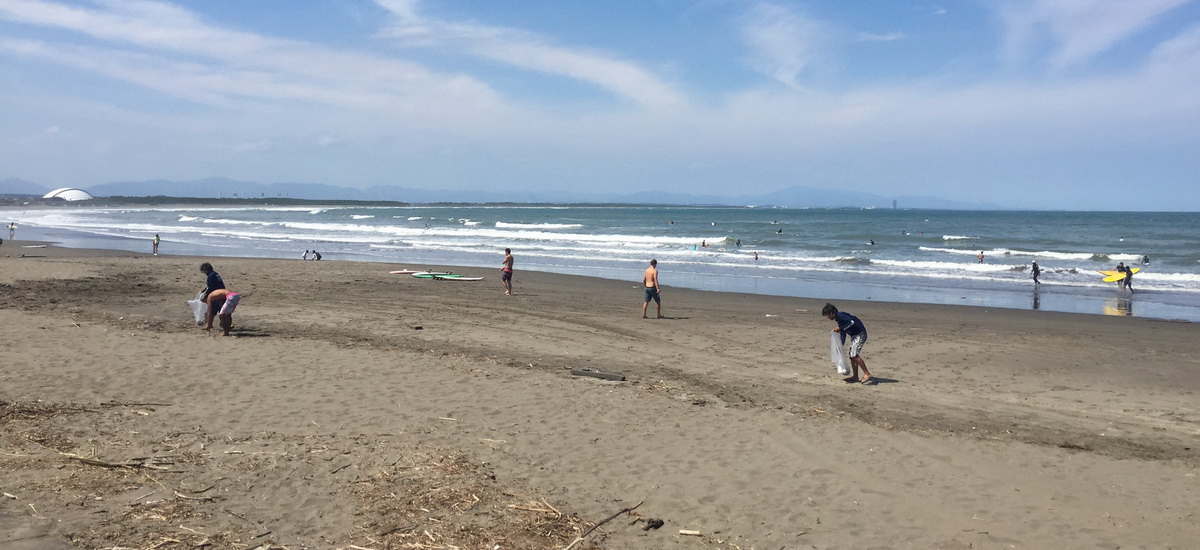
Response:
[2,243,1198,549]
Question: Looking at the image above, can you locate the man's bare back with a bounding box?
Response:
[644,266,658,288]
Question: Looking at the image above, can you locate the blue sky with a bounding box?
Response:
[2,0,1198,210]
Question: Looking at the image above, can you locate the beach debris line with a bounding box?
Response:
[561,501,643,550]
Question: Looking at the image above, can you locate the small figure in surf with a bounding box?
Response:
[152,233,160,255]
[1142,255,1150,265]
[978,251,984,263]
[1031,261,1041,285]
[824,303,873,384]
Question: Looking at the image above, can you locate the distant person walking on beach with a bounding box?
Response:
[152,233,160,255]
[1031,261,1041,285]
[642,259,662,319]
[501,248,514,295]
[204,288,241,336]
[199,262,225,303]
[823,303,873,384]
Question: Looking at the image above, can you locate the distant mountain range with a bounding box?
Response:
[1,176,998,209]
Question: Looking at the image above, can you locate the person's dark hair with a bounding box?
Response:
[505,248,511,254]
[650,259,657,266]
[822,303,838,316]
[200,262,213,272]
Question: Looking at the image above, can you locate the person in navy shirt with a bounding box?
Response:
[823,303,874,384]
[199,262,225,302]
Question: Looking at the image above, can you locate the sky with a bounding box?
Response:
[2,0,1199,210]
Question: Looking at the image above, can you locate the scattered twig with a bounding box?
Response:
[330,463,352,475]
[541,496,563,518]
[562,501,643,550]
[378,524,417,537]
[173,491,215,502]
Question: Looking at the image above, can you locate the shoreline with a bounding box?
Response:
[3,242,1200,548]
[10,224,1200,323]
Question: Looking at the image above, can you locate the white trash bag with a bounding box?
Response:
[830,331,850,375]
[187,290,207,325]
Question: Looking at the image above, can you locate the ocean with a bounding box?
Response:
[4,205,1199,322]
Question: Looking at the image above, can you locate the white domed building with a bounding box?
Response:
[42,188,95,201]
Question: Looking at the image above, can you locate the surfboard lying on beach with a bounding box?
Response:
[410,271,453,278]
[432,275,484,281]
[1098,267,1140,282]
[389,269,419,274]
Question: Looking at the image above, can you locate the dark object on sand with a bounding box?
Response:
[570,368,626,381]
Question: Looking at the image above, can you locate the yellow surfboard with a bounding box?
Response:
[1098,267,1139,283]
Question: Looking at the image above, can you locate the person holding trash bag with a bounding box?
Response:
[823,303,874,384]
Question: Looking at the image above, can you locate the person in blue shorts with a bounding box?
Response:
[823,303,873,384]
[642,259,662,319]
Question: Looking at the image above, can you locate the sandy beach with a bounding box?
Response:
[2,243,1198,549]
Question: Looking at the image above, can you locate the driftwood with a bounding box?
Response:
[570,369,626,381]
[561,501,642,550]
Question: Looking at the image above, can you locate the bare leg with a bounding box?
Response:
[853,356,873,383]
[219,314,233,336]
[656,300,662,319]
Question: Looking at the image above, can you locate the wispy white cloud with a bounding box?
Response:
[997,0,1191,70]
[736,2,829,88]
[856,31,906,42]
[0,0,502,116]
[373,0,685,109]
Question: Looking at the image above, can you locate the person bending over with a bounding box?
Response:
[823,303,873,384]
[204,288,241,336]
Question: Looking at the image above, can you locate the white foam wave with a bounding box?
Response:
[942,235,978,240]
[407,217,422,221]
[178,215,200,222]
[350,215,375,220]
[495,222,584,230]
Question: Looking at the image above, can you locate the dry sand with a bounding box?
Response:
[2,243,1198,550]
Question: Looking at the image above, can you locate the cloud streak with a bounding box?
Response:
[997,0,1191,70]
[373,0,685,109]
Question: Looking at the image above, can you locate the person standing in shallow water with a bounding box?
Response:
[152,233,160,255]
[1031,261,1041,285]
[501,248,514,296]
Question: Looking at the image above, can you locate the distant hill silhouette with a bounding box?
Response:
[3,176,1000,209]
